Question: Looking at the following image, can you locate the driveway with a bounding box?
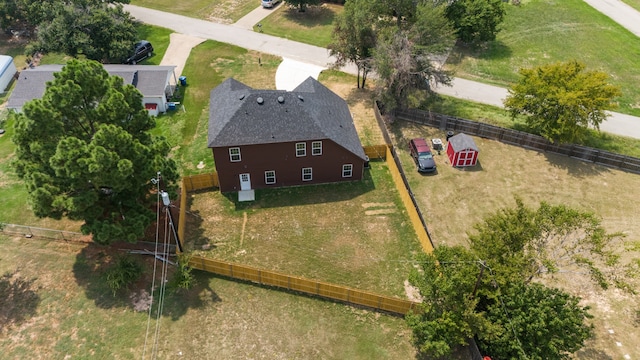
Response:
[125,4,640,139]
[159,33,206,85]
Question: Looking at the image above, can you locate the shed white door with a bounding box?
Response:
[239,173,251,190]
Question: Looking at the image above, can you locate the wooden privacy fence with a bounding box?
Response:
[189,255,419,316]
[363,144,387,160]
[384,145,434,254]
[396,108,640,174]
[182,172,219,192]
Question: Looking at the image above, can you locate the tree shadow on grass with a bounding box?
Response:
[575,343,614,359]
[0,270,41,332]
[156,270,221,321]
[72,242,219,320]
[542,151,610,178]
[282,5,337,27]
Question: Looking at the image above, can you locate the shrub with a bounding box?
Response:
[105,255,143,296]
[168,254,196,293]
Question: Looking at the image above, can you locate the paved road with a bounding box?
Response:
[124,4,640,139]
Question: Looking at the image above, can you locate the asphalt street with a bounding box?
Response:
[124,4,640,139]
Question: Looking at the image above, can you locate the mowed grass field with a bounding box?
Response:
[255,3,341,47]
[392,120,640,359]
[447,0,640,116]
[185,161,423,298]
[0,235,416,359]
[130,0,258,23]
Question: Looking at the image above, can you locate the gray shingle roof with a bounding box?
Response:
[448,133,479,152]
[208,77,366,160]
[7,64,175,109]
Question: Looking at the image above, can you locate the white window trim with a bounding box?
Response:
[302,167,313,181]
[229,147,241,162]
[342,164,353,178]
[265,170,276,185]
[312,141,322,156]
[296,142,306,157]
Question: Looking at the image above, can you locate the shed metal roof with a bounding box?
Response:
[448,133,479,152]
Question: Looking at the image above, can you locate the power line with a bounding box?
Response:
[142,172,162,360]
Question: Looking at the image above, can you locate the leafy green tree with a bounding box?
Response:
[480,282,594,360]
[504,61,622,143]
[328,0,455,110]
[328,0,377,88]
[11,59,178,245]
[285,0,320,12]
[469,198,631,290]
[408,246,597,359]
[407,246,499,358]
[0,0,129,33]
[373,2,455,110]
[444,0,506,43]
[31,3,136,62]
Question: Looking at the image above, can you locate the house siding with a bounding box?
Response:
[213,140,364,192]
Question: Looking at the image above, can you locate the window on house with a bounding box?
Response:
[312,141,322,156]
[229,147,241,162]
[302,167,313,181]
[265,170,276,185]
[342,164,353,178]
[296,142,306,157]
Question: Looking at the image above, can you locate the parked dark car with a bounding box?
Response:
[124,40,153,65]
[409,138,437,173]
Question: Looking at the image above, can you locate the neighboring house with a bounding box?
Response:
[446,133,479,167]
[208,77,367,198]
[7,64,177,116]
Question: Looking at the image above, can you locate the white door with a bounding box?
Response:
[239,173,251,190]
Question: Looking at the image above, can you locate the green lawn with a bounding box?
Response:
[153,40,281,175]
[447,0,640,116]
[130,0,259,23]
[0,235,417,359]
[186,161,423,297]
[254,3,341,47]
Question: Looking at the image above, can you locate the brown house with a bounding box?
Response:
[208,77,367,198]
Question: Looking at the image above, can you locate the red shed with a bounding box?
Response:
[446,133,479,167]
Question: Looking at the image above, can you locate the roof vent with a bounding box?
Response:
[277,96,285,103]
[257,97,264,104]
[239,94,245,100]
[297,95,304,101]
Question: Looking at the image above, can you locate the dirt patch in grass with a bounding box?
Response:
[392,120,640,359]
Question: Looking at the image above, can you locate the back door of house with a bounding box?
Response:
[239,173,251,190]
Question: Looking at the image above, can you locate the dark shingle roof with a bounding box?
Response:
[448,133,479,152]
[7,64,175,109]
[208,77,366,160]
